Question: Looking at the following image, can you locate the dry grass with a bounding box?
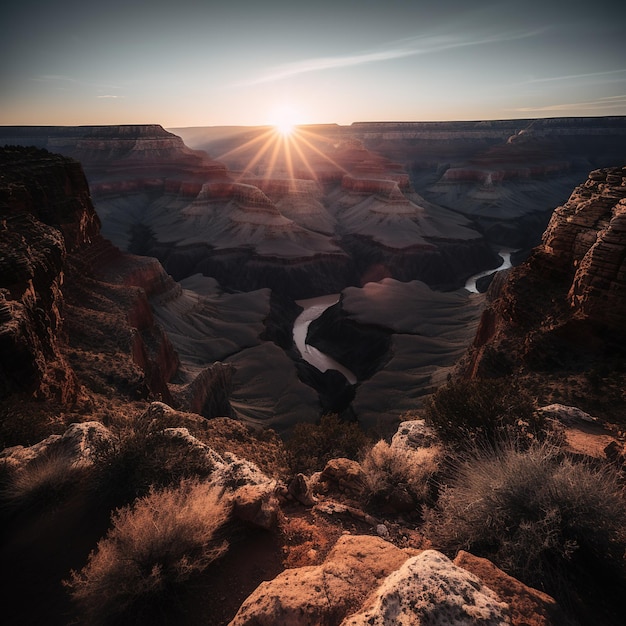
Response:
[361,440,440,511]
[0,447,88,517]
[66,478,230,625]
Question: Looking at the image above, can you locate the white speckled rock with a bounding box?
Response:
[341,550,511,625]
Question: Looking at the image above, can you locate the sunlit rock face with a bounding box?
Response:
[546,167,626,330]
[463,166,626,389]
[0,147,100,402]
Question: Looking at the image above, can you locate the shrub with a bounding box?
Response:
[0,448,88,517]
[91,414,215,506]
[423,442,626,595]
[361,440,440,511]
[286,413,372,474]
[66,478,230,625]
[424,378,542,449]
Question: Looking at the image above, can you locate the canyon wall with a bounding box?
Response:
[462,166,626,419]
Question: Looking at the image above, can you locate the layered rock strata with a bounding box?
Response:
[463,166,626,418]
[0,147,179,410]
[0,147,100,401]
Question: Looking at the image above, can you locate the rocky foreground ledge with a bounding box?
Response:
[2,405,573,626]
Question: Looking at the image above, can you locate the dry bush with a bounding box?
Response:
[424,378,544,449]
[361,440,440,511]
[0,448,88,517]
[286,413,373,474]
[424,442,626,596]
[91,413,215,506]
[66,478,230,625]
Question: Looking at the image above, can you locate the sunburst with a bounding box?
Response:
[214,110,348,189]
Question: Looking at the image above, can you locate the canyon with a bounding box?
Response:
[1,122,626,626]
[1,119,625,431]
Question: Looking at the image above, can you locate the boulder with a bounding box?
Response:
[537,403,597,425]
[229,535,417,626]
[0,421,114,471]
[341,550,510,625]
[320,457,367,496]
[453,551,567,626]
[232,483,281,530]
[390,419,439,451]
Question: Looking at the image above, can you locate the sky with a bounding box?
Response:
[1,0,625,127]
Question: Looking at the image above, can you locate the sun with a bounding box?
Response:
[275,119,295,137]
[269,104,300,137]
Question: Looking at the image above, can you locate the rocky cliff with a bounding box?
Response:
[463,165,626,421]
[0,147,100,402]
[0,146,181,423]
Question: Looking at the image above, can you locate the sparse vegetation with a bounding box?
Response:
[424,378,544,449]
[90,413,216,506]
[66,478,230,625]
[286,413,373,474]
[0,447,88,517]
[361,440,439,511]
[424,442,626,601]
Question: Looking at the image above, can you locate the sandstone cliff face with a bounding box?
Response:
[0,147,101,401]
[0,146,181,408]
[0,124,227,181]
[463,166,626,415]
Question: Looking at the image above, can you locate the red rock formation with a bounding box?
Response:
[0,146,182,406]
[462,166,626,418]
[0,147,101,401]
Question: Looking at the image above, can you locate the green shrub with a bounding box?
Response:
[424,378,542,449]
[286,413,372,474]
[423,442,626,594]
[66,478,230,625]
[361,440,440,511]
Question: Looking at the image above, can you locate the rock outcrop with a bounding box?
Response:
[342,550,510,625]
[453,551,569,626]
[229,535,418,626]
[462,166,626,421]
[0,147,100,402]
[0,146,182,413]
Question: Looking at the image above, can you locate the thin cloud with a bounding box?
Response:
[32,75,122,91]
[97,94,125,99]
[527,69,626,84]
[233,29,544,87]
[511,94,626,113]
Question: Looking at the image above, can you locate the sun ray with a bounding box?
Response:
[293,131,350,175]
[235,133,276,179]
[215,128,274,162]
[263,133,284,182]
[289,129,319,181]
[283,135,296,190]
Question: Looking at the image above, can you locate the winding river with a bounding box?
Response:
[293,295,357,384]
[464,248,514,293]
[293,249,514,381]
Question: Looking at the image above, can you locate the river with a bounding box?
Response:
[293,250,514,381]
[464,248,514,293]
[293,294,357,384]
